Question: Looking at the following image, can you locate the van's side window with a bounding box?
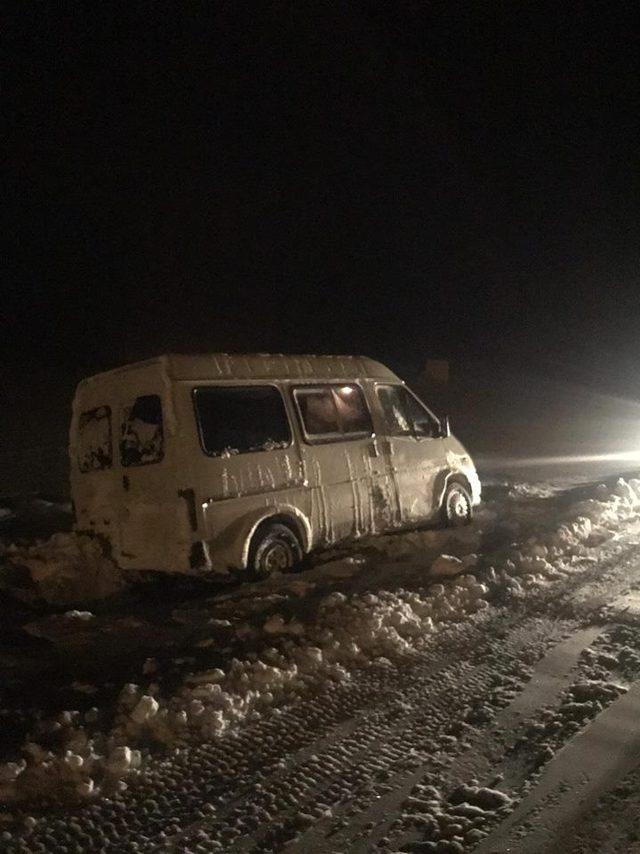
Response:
[294,384,373,442]
[334,385,373,434]
[193,386,291,457]
[295,388,340,436]
[78,406,112,472]
[376,385,437,438]
[120,395,164,466]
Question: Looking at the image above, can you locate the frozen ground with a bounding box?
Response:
[2,473,640,851]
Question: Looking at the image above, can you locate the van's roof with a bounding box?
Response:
[77,353,400,386]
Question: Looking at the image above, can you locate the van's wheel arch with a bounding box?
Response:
[440,478,473,527]
[247,519,304,579]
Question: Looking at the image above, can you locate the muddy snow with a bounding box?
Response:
[2,474,640,851]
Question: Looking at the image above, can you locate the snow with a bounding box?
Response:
[129,696,160,725]
[263,614,306,635]
[396,780,513,850]
[64,610,94,621]
[3,533,125,605]
[1,474,640,807]
[430,554,464,576]
[449,782,512,810]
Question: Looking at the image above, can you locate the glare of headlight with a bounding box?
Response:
[478,451,640,469]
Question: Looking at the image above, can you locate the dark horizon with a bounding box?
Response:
[5,3,639,393]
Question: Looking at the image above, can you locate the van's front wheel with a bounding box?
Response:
[441,482,473,527]
[249,522,303,579]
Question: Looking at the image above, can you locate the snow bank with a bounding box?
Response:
[3,533,126,605]
[498,476,640,590]
[365,526,481,562]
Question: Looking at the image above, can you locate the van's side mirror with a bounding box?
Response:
[439,415,451,438]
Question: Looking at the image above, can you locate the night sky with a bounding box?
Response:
[5,3,639,386]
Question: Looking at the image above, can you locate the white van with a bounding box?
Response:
[70,354,481,576]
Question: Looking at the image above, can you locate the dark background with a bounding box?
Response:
[3,2,640,493]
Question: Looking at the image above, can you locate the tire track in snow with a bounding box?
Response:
[6,541,640,852]
[165,616,565,853]
[288,626,604,854]
[475,681,640,853]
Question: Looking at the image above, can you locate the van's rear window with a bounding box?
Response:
[120,394,164,467]
[193,386,291,457]
[78,406,112,472]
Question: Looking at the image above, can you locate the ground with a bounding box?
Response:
[3,468,640,852]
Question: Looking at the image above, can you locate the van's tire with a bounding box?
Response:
[441,481,473,528]
[248,522,303,579]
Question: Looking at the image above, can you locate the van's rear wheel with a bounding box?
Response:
[441,482,473,527]
[249,523,303,579]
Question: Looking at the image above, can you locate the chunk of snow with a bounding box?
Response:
[0,762,25,784]
[614,477,640,505]
[6,534,125,605]
[449,783,512,811]
[76,779,94,797]
[64,752,84,771]
[263,614,305,636]
[130,695,159,724]
[106,746,133,775]
[64,610,94,621]
[430,555,464,577]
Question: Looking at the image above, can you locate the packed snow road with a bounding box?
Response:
[2,474,640,852]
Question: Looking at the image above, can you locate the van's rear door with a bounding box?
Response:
[72,399,121,544]
[116,389,183,570]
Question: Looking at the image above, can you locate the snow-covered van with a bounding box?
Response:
[70,354,481,576]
